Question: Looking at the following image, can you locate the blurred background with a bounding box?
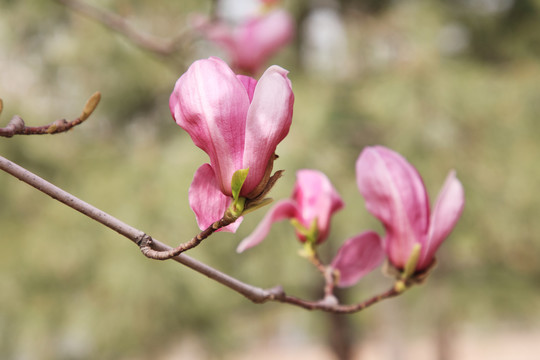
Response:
[1,0,540,359]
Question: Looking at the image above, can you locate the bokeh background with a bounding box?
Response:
[1,0,540,359]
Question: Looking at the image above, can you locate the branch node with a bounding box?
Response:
[266,285,285,301]
[136,233,152,247]
[46,119,69,134]
[5,116,26,137]
[320,294,339,307]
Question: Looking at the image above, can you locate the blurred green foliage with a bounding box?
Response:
[1,0,540,359]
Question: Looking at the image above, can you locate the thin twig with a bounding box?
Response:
[0,155,407,313]
[54,0,190,56]
[0,92,101,138]
[274,285,404,314]
[304,246,338,298]
[139,216,236,260]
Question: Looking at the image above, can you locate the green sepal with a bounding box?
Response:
[402,243,422,280]
[291,218,319,244]
[228,168,249,217]
[298,241,316,259]
[231,168,249,201]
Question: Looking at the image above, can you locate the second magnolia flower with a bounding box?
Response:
[169,57,294,231]
[237,169,344,252]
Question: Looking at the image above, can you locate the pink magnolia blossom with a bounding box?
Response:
[199,9,294,75]
[331,231,385,287]
[356,146,465,272]
[237,169,344,252]
[170,57,294,232]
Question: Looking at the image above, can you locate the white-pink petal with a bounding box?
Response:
[236,199,297,253]
[242,65,294,195]
[189,164,243,233]
[356,146,430,269]
[331,231,385,287]
[171,57,249,196]
[420,170,465,269]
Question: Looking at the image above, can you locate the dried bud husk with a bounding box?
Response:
[244,168,284,212]
[246,153,279,199]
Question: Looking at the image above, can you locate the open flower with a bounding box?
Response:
[356,146,465,272]
[237,169,344,252]
[170,57,294,232]
[197,9,294,75]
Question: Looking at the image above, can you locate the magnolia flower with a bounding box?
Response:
[237,169,344,252]
[198,9,294,75]
[170,57,294,232]
[331,231,385,287]
[356,146,465,272]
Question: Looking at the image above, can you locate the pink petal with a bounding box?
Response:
[292,169,344,243]
[236,199,297,253]
[236,75,258,102]
[189,164,243,233]
[170,57,249,196]
[242,65,294,195]
[331,231,385,287]
[356,146,430,269]
[419,170,465,269]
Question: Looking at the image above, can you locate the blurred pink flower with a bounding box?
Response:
[260,0,281,6]
[331,231,385,287]
[170,57,294,232]
[199,9,294,75]
[356,146,465,271]
[237,169,344,252]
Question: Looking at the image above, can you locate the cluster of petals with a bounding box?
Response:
[356,146,465,272]
[169,57,294,232]
[196,9,294,75]
[237,169,344,252]
[170,56,464,291]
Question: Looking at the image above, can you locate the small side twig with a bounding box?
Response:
[0,92,101,138]
[139,216,236,260]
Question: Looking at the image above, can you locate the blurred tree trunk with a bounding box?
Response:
[327,289,355,360]
[435,318,454,360]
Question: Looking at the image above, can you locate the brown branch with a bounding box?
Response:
[274,284,404,314]
[0,92,101,138]
[54,0,190,56]
[0,155,408,313]
[0,155,277,303]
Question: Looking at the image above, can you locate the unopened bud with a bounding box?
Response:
[394,280,406,293]
[80,91,101,121]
